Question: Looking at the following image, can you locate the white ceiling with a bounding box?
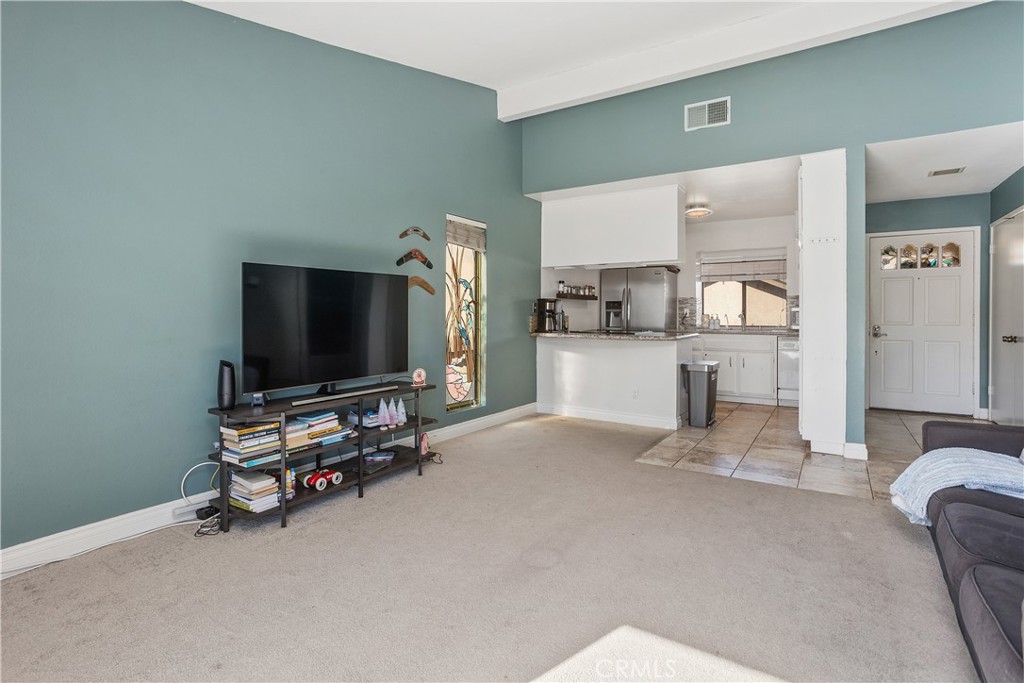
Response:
[187,1,1019,221]
[866,122,1024,203]
[191,1,980,121]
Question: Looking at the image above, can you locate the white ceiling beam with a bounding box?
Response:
[497,2,980,122]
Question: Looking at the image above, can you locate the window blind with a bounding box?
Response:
[446,218,486,252]
[699,259,786,282]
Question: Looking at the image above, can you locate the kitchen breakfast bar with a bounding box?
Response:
[534,331,699,430]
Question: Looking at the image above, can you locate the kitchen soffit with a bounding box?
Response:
[189,1,979,121]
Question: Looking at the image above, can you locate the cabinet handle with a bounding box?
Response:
[742,357,745,368]
[729,357,733,368]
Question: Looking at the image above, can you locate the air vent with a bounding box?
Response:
[928,167,965,177]
[685,96,731,132]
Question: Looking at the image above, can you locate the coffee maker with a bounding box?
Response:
[536,298,558,332]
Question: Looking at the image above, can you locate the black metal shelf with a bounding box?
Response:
[226,446,432,519]
[209,382,435,532]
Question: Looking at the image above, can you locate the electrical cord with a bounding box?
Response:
[180,461,219,506]
[195,514,221,537]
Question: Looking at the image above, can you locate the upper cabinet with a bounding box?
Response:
[541,185,685,267]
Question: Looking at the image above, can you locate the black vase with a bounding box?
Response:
[217,360,235,410]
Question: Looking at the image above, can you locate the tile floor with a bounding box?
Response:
[637,401,990,500]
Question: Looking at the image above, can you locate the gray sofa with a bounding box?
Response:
[921,421,1024,682]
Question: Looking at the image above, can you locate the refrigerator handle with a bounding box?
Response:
[621,288,627,328]
[627,288,632,329]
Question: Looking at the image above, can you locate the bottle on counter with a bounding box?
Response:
[558,280,565,294]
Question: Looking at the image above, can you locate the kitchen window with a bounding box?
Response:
[699,258,787,327]
[445,215,485,412]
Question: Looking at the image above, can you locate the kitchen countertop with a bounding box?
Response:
[532,330,699,341]
[691,328,799,337]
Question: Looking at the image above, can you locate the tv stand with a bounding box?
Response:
[208,381,435,532]
[295,384,398,407]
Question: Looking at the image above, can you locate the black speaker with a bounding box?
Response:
[217,360,235,410]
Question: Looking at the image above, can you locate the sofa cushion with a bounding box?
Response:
[934,503,1024,602]
[958,564,1024,683]
[927,486,1024,527]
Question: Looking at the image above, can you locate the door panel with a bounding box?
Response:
[924,278,959,325]
[869,230,975,413]
[990,212,1024,425]
[879,340,913,393]
[737,352,775,397]
[881,278,914,324]
[704,350,737,394]
[923,341,959,395]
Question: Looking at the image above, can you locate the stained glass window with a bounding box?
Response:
[920,243,938,268]
[881,245,897,270]
[445,217,485,411]
[942,242,961,267]
[900,244,918,269]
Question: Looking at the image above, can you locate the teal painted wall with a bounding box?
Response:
[865,194,991,407]
[991,166,1024,221]
[1,2,540,547]
[520,2,1024,441]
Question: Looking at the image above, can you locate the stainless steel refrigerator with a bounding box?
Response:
[599,265,679,332]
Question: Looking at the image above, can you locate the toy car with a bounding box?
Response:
[301,468,343,491]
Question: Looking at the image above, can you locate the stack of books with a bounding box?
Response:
[229,470,294,514]
[347,409,380,428]
[295,410,355,447]
[220,422,282,467]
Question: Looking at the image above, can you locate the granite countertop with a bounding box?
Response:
[690,328,799,337]
[532,330,700,341]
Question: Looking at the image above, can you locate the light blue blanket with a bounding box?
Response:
[889,447,1024,526]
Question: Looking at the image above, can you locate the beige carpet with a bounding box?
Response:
[0,415,975,682]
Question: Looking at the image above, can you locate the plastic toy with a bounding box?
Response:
[301,468,343,491]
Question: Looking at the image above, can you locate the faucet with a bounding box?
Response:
[738,313,746,331]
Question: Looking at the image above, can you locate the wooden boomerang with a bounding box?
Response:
[396,248,433,269]
[408,276,435,295]
[399,226,431,241]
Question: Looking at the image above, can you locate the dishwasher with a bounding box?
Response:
[777,338,800,407]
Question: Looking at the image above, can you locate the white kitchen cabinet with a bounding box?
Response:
[695,334,778,405]
[737,351,775,398]
[703,350,738,394]
[541,185,684,267]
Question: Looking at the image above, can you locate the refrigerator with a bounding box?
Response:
[599,266,679,332]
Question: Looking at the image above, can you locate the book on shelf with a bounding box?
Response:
[230,484,278,500]
[307,424,344,440]
[222,442,281,458]
[229,493,292,514]
[222,433,280,449]
[347,411,379,427]
[222,451,282,467]
[296,411,337,424]
[220,422,281,438]
[230,470,275,490]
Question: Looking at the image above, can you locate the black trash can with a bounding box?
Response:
[682,360,719,428]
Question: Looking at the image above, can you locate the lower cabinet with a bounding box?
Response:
[703,350,738,395]
[697,334,778,405]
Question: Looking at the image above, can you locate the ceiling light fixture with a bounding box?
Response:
[684,204,714,219]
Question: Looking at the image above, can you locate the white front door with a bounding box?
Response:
[869,230,976,414]
[989,211,1024,426]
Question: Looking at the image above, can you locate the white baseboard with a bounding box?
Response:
[537,403,679,430]
[843,442,868,461]
[1,490,218,580]
[809,440,845,457]
[429,403,538,443]
[1,403,538,581]
[973,408,990,420]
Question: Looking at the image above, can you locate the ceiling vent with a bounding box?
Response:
[685,96,731,132]
[928,166,966,177]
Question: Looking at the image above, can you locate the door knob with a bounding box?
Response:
[871,325,887,338]
[1002,335,1021,343]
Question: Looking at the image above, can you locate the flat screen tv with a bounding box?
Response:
[241,262,408,395]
